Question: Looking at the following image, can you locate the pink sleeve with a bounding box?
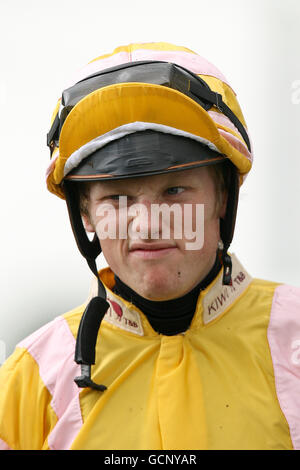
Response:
[0,437,12,450]
[18,316,83,449]
[267,284,300,449]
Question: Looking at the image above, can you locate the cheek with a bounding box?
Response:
[203,202,220,243]
[181,200,218,233]
[177,200,220,254]
[100,238,123,273]
[92,205,119,240]
[201,197,221,243]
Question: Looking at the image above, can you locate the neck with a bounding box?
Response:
[113,255,221,335]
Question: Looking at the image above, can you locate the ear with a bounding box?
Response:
[82,214,95,233]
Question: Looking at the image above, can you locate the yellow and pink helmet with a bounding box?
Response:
[47,42,252,197]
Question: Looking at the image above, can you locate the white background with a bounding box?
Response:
[0,0,299,360]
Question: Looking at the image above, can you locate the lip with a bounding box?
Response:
[129,242,178,259]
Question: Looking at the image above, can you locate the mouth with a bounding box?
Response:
[129,242,178,259]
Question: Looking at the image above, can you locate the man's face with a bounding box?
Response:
[82,167,225,301]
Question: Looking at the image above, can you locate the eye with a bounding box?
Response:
[103,194,132,206]
[104,194,129,202]
[166,186,185,195]
[107,195,122,201]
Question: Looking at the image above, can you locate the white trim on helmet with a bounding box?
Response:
[63,121,221,177]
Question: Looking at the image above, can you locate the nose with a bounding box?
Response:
[128,198,161,240]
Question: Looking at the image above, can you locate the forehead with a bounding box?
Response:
[86,166,213,194]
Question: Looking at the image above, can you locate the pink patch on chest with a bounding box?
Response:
[110,300,123,319]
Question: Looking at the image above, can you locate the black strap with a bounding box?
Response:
[75,296,109,365]
[218,163,239,285]
[74,297,109,392]
[63,181,102,261]
[219,163,239,249]
[189,82,251,152]
[86,257,107,299]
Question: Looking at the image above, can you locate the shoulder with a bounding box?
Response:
[248,278,300,308]
[0,305,86,450]
[5,304,86,398]
[267,283,300,336]
[250,277,281,292]
[17,303,86,355]
[271,283,300,309]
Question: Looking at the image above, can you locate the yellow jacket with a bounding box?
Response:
[0,254,300,450]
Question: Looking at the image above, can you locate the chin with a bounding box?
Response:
[135,273,183,301]
[139,288,178,302]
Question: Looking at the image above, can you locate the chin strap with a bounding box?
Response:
[217,241,232,286]
[219,162,239,286]
[221,249,233,286]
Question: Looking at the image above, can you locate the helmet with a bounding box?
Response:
[46,42,253,390]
